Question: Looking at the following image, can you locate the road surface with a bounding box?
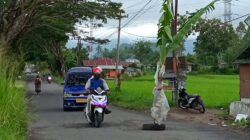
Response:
[27,81,247,140]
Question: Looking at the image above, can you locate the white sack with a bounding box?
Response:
[151,63,170,125]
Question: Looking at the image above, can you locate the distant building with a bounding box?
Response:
[83,57,129,78]
[162,56,188,91]
[125,58,140,63]
[163,56,188,79]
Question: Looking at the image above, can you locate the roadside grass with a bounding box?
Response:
[108,74,240,110]
[234,118,250,128]
[0,55,28,140]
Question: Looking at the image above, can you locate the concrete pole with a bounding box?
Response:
[115,12,122,91]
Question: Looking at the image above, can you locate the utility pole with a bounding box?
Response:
[224,0,232,23]
[77,36,82,66]
[115,12,122,91]
[172,0,179,104]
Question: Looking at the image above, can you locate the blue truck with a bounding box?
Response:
[63,67,92,111]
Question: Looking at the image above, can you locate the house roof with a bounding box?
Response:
[234,46,250,64]
[98,65,123,70]
[83,58,130,67]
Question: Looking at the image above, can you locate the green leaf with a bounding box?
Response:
[164,26,173,42]
[169,0,218,51]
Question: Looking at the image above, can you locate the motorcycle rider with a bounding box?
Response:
[34,75,42,92]
[85,67,111,114]
[47,73,52,83]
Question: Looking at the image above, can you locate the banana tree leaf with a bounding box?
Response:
[164,25,173,42]
[169,0,217,51]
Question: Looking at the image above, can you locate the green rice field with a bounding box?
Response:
[108,74,240,109]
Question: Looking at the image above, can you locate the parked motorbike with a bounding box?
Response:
[47,76,52,84]
[84,87,108,128]
[178,90,205,113]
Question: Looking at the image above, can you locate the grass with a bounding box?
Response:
[0,54,28,140]
[108,74,240,110]
[186,75,239,108]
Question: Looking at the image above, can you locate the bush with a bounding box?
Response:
[191,65,239,75]
[235,118,250,128]
[0,52,28,140]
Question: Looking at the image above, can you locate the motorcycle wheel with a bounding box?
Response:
[35,90,40,95]
[94,112,102,128]
[178,100,187,109]
[197,102,205,113]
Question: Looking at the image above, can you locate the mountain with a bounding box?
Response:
[66,37,196,54]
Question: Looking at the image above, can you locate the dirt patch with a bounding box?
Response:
[168,107,227,125]
[168,107,250,136]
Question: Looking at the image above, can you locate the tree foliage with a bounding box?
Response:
[194,18,238,66]
[133,40,158,66]
[157,0,217,64]
[0,0,124,74]
[93,40,158,67]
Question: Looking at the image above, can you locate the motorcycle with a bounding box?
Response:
[84,87,108,128]
[47,76,52,84]
[178,90,205,113]
[35,84,41,95]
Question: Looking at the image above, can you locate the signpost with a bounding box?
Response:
[244,16,250,28]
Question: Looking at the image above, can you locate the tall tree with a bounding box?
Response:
[133,40,158,67]
[1,0,123,48]
[0,0,123,74]
[193,18,238,66]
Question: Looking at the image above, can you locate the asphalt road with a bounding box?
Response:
[27,81,248,140]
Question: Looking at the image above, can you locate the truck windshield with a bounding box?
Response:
[66,73,90,86]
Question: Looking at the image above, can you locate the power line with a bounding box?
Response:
[123,0,145,9]
[225,13,250,23]
[121,30,157,38]
[125,0,159,26]
[122,0,153,28]
[99,0,155,39]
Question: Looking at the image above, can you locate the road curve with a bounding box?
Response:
[27,81,247,140]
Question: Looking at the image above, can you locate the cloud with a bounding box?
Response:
[122,23,158,38]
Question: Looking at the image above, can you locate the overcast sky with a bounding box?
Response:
[92,0,250,39]
[67,0,250,51]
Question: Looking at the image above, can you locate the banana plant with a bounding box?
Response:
[158,0,217,64]
[151,0,218,125]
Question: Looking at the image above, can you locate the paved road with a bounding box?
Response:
[27,82,247,140]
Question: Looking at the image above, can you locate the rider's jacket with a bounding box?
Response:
[85,77,109,91]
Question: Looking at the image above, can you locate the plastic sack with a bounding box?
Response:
[151,63,170,125]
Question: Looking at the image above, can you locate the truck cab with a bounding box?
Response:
[63,67,92,111]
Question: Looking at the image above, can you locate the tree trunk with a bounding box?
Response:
[49,41,65,77]
[59,58,65,78]
[0,34,7,48]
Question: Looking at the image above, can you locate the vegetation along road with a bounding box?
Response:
[27,80,247,140]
